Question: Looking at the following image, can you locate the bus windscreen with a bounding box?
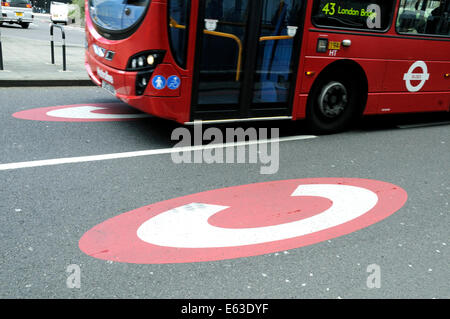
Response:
[89,0,150,32]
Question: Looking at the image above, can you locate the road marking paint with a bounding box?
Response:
[79,178,407,264]
[12,103,150,122]
[0,135,316,171]
[137,184,378,248]
[46,106,149,119]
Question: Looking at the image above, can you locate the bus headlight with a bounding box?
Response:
[128,51,166,96]
[138,56,145,67]
[127,50,166,71]
[135,71,152,96]
[147,55,155,66]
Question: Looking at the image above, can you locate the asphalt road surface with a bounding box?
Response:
[0,14,84,46]
[0,86,449,299]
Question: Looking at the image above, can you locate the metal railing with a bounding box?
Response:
[0,27,3,71]
[50,24,66,71]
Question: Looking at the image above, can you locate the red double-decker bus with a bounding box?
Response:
[85,0,450,133]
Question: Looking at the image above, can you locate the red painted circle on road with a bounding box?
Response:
[12,103,151,122]
[79,178,407,264]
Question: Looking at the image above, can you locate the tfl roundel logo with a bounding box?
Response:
[79,178,407,264]
[403,61,430,92]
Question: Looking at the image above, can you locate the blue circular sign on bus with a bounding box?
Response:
[167,75,181,90]
[152,75,166,90]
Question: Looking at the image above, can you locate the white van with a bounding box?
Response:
[0,0,34,28]
[50,1,79,25]
[50,1,69,24]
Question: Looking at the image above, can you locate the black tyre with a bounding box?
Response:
[21,22,30,29]
[306,72,363,134]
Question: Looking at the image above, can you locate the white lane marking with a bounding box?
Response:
[0,135,316,171]
[137,184,378,248]
[46,106,150,119]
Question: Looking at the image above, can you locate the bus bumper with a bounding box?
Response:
[85,51,189,123]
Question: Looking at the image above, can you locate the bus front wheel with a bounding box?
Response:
[306,74,362,134]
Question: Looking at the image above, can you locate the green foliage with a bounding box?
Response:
[71,0,85,18]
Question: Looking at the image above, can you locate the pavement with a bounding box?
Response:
[0,14,93,87]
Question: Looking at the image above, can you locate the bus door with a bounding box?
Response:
[190,0,305,121]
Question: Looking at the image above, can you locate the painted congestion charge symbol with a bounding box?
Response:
[403,61,430,92]
[12,103,151,122]
[79,178,408,264]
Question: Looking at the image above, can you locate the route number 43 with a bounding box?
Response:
[322,2,336,15]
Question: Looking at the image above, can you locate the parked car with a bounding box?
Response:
[0,0,34,28]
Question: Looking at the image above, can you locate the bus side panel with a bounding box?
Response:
[376,37,450,110]
[292,57,386,118]
[379,59,450,113]
[292,30,450,119]
[298,57,388,93]
[382,60,450,92]
[377,92,450,113]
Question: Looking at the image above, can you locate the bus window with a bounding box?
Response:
[311,0,395,31]
[252,0,304,104]
[89,0,150,32]
[197,0,250,105]
[397,0,450,36]
[168,0,191,68]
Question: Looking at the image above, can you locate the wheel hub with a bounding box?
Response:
[318,81,348,118]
